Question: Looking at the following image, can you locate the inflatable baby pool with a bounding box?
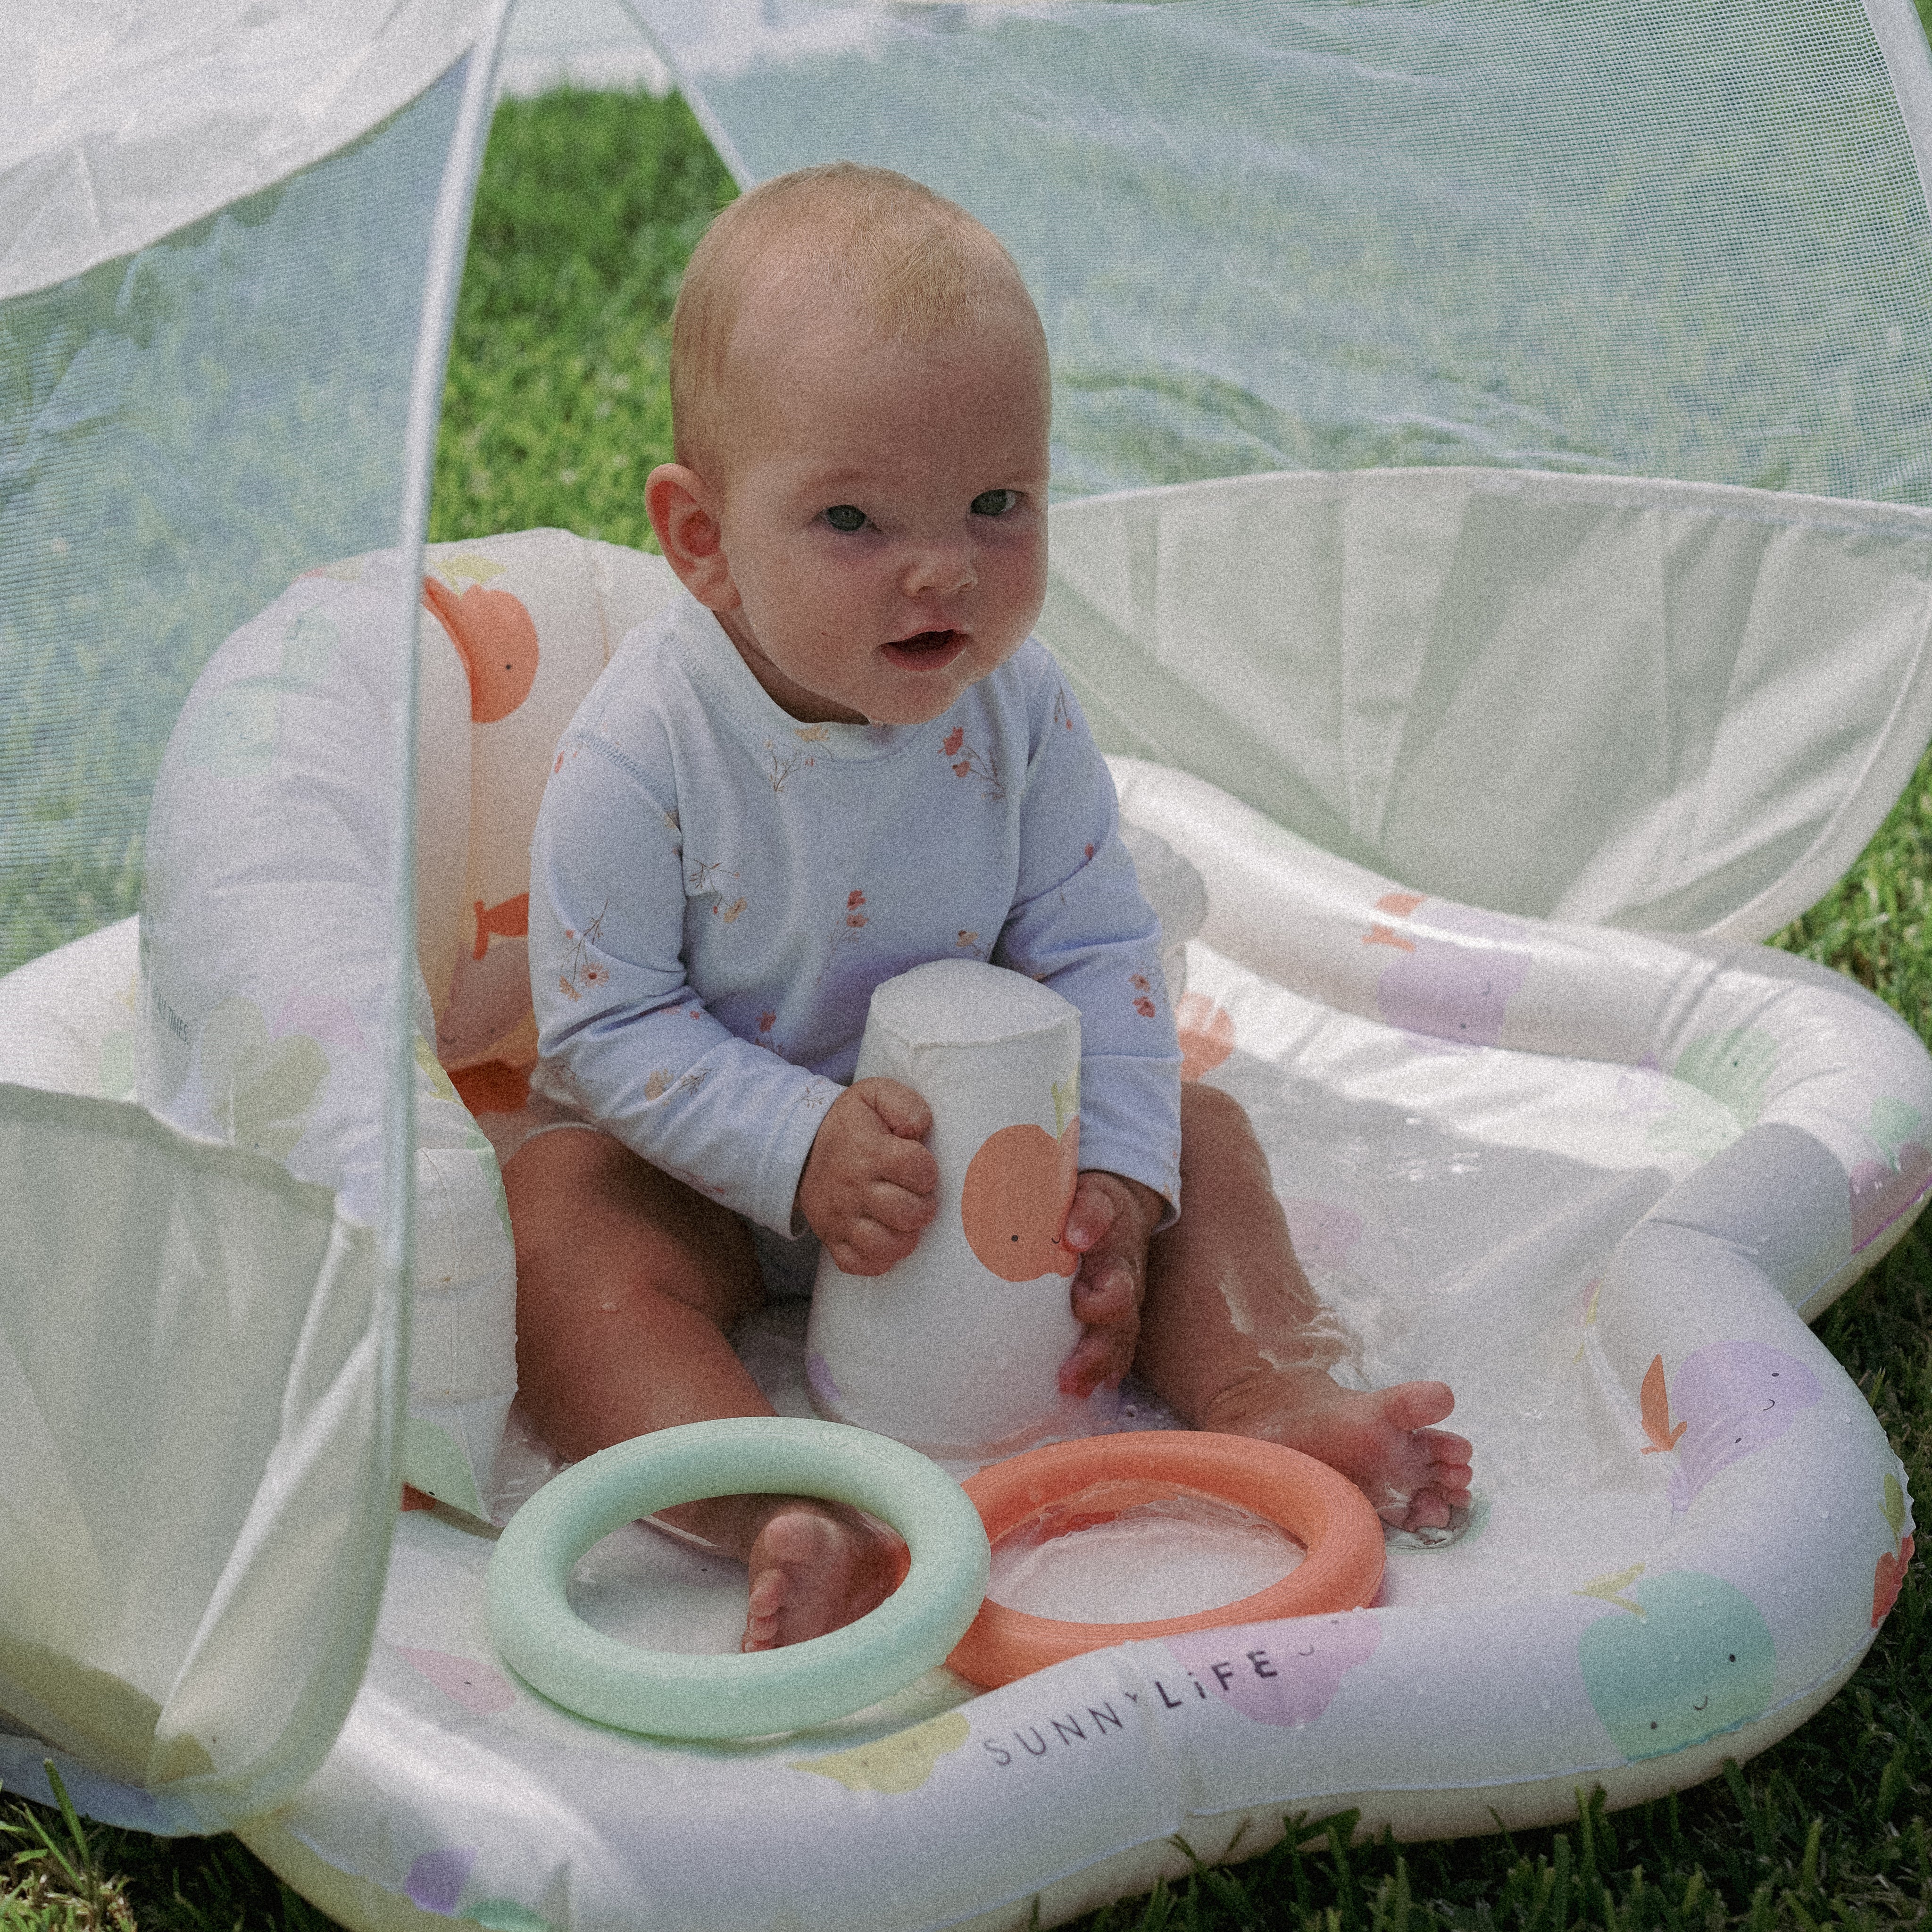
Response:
[0,512,1921,1932]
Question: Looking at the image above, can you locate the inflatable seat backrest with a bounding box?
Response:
[416,532,682,1078]
[141,528,681,1516]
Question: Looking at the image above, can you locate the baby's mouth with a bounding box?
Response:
[884,627,966,665]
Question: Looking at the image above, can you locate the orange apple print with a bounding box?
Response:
[448,1058,530,1116]
[1175,991,1235,1082]
[961,1119,1080,1282]
[1874,1535,1914,1626]
[421,577,540,722]
[1874,1471,1914,1626]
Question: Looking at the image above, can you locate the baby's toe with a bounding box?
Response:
[742,1570,785,1652]
[1382,1487,1454,1533]
[1382,1380,1456,1432]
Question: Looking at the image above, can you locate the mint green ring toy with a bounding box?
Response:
[487,1416,992,1739]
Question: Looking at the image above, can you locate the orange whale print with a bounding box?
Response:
[1175,991,1235,1082]
[421,577,540,723]
[449,1058,531,1114]
[474,892,529,959]
[1362,923,1417,953]
[961,1119,1080,1282]
[1639,1353,1687,1454]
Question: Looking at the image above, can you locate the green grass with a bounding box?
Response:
[427,87,734,553]
[9,72,1932,1932]
[1774,769,1932,1050]
[0,1793,322,1932]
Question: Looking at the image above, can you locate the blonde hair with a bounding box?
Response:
[670,162,1043,475]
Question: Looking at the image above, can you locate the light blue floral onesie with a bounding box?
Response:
[528,588,1182,1240]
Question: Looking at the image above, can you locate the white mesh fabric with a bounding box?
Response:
[0,69,465,975]
[644,0,1932,508]
[0,5,505,1822]
[0,1,483,301]
[1043,470,1932,937]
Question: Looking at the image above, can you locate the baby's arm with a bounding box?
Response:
[991,659,1183,1390]
[795,1079,940,1274]
[992,658,1182,1224]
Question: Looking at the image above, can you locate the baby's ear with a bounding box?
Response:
[646,463,738,610]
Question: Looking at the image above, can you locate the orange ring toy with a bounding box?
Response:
[947,1431,1384,1689]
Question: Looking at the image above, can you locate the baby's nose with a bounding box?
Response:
[903,542,975,598]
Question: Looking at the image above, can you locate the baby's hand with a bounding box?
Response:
[799,1079,939,1275]
[1058,1171,1165,1399]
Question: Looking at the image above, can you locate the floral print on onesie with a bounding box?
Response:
[528,589,1183,1238]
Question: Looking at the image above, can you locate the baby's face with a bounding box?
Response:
[700,293,1050,725]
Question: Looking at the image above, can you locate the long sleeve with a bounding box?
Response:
[995,671,1183,1217]
[529,723,841,1236]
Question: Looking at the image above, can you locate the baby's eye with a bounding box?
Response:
[823,505,867,533]
[971,488,1020,517]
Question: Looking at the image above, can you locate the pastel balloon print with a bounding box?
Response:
[406,1847,475,1915]
[961,1119,1080,1281]
[1849,1141,1932,1251]
[421,576,541,722]
[396,1647,518,1716]
[1367,904,1531,1049]
[1282,1197,1365,1270]
[1165,1612,1381,1728]
[791,1711,971,1794]
[200,996,328,1160]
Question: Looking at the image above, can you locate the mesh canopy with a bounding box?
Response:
[644,0,1932,507]
[0,1,480,301]
[0,66,464,973]
[0,0,504,1827]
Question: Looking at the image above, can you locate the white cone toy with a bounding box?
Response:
[805,959,1086,1458]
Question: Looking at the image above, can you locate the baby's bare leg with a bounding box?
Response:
[1133,1085,1473,1532]
[506,1127,903,1648]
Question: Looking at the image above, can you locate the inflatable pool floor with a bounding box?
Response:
[243,869,1921,1928]
[6,754,1917,1930]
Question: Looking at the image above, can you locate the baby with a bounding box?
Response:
[516,162,1472,1652]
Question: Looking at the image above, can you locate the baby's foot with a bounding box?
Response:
[741,1499,908,1652]
[1204,1371,1473,1534]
